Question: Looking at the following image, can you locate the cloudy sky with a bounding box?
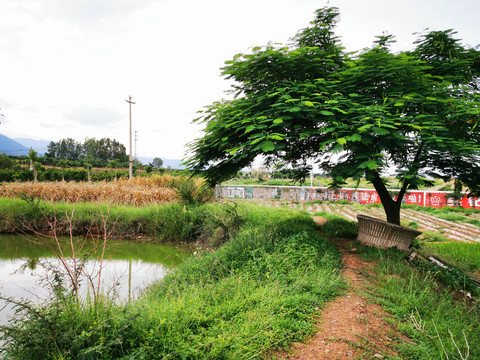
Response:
[1,0,479,160]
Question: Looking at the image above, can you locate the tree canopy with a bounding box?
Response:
[186,7,480,225]
[45,137,128,167]
[151,157,164,169]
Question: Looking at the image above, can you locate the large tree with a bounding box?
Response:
[186,7,480,225]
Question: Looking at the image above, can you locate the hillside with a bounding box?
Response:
[0,134,29,156]
[14,138,50,155]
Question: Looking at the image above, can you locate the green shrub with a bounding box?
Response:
[172,177,214,205]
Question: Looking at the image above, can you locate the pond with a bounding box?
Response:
[0,234,192,325]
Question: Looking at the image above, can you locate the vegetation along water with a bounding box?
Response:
[0,201,346,359]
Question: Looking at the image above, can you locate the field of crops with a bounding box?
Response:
[0,176,185,206]
[252,200,480,243]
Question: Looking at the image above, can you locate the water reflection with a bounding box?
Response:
[0,234,191,324]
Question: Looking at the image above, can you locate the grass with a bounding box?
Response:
[0,198,245,245]
[465,218,480,228]
[313,211,359,239]
[420,241,480,275]
[357,245,480,359]
[0,204,346,359]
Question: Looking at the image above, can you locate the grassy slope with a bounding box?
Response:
[357,245,480,359]
[0,204,345,359]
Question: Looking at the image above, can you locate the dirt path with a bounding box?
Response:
[274,219,410,359]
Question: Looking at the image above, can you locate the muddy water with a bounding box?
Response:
[0,234,192,324]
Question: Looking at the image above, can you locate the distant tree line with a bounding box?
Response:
[0,153,131,182]
[44,137,129,167]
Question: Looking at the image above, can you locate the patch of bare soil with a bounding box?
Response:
[273,218,411,359]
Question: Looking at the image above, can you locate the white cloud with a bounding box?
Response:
[0,0,479,160]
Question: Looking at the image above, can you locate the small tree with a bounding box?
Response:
[28,148,38,184]
[186,7,480,225]
[151,157,163,169]
[84,154,94,182]
[58,159,69,182]
[107,159,120,180]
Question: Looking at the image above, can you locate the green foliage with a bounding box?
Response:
[0,154,13,169]
[0,167,132,182]
[151,157,163,169]
[407,221,420,230]
[356,245,480,359]
[0,199,246,246]
[186,6,480,226]
[0,205,345,359]
[172,177,214,205]
[465,218,480,228]
[45,137,128,167]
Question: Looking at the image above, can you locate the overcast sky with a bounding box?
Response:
[1,0,479,160]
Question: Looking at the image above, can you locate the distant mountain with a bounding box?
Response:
[14,138,50,155]
[0,134,30,156]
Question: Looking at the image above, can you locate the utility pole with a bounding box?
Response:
[125,96,135,179]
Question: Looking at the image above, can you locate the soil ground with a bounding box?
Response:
[273,217,411,360]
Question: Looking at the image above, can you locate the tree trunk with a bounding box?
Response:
[369,171,402,225]
[382,199,401,225]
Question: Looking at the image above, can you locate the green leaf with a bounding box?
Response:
[245,126,256,134]
[358,160,378,170]
[302,100,315,107]
[346,134,362,142]
[268,134,284,140]
[249,138,264,146]
[337,138,347,145]
[289,107,302,113]
[320,110,334,116]
[261,141,275,152]
[358,124,373,132]
[372,127,391,135]
[273,118,283,124]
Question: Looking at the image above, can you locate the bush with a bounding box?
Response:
[172,177,214,205]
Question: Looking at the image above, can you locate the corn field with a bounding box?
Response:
[0,175,201,206]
